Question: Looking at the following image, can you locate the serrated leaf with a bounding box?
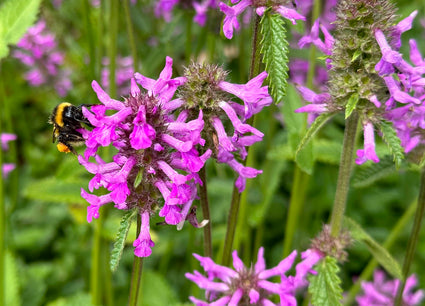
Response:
[5,250,21,306]
[343,217,403,279]
[110,209,138,272]
[309,256,343,306]
[352,155,396,188]
[296,112,335,156]
[0,0,41,59]
[345,93,359,119]
[260,12,289,104]
[378,121,404,168]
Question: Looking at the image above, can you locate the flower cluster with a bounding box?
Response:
[220,0,304,39]
[1,133,17,178]
[294,0,425,165]
[101,56,134,96]
[178,63,272,192]
[186,247,323,305]
[356,270,424,306]
[155,0,218,27]
[13,20,71,97]
[79,57,211,257]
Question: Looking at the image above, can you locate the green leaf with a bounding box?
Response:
[343,217,403,279]
[0,0,42,59]
[133,169,144,188]
[142,270,179,305]
[378,121,405,168]
[280,84,305,132]
[5,251,21,306]
[249,159,287,225]
[296,112,335,156]
[309,256,343,306]
[23,177,88,205]
[314,139,341,165]
[260,12,289,104]
[352,155,396,188]
[295,134,314,174]
[110,209,138,272]
[345,93,359,119]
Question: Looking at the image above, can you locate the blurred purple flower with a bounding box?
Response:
[356,270,424,306]
[219,0,305,39]
[13,20,72,97]
[101,56,134,96]
[155,0,217,26]
[186,247,323,305]
[1,133,17,178]
[79,57,211,257]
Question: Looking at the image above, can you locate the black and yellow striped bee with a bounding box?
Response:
[48,102,92,154]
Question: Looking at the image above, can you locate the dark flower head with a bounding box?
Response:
[178,62,272,192]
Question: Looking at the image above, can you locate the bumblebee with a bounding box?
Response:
[49,102,92,154]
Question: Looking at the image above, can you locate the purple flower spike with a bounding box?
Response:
[356,270,424,306]
[79,57,210,257]
[186,247,322,305]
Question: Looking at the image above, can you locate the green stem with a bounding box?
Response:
[108,0,118,98]
[128,214,143,306]
[122,0,138,71]
[283,168,310,256]
[198,166,212,258]
[329,112,359,236]
[90,215,102,305]
[345,199,417,304]
[82,0,96,80]
[221,14,262,266]
[282,0,320,256]
[395,168,425,305]
[0,77,4,306]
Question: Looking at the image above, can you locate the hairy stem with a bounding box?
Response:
[330,112,359,236]
[128,214,144,306]
[221,13,262,266]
